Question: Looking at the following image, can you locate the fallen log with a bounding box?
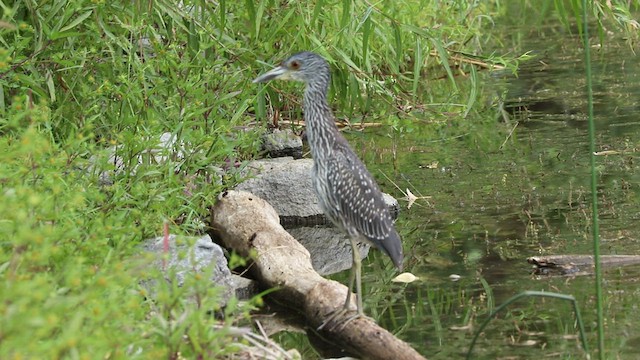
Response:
[528,254,640,276]
[210,190,425,360]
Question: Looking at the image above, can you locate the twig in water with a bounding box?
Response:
[500,121,519,150]
[379,171,432,209]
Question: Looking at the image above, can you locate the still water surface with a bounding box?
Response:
[280,21,640,360]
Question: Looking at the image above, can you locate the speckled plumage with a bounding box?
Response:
[253,51,403,317]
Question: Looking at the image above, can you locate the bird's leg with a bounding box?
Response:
[345,236,364,316]
[318,237,366,331]
[341,240,356,310]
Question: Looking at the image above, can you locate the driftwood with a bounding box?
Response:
[210,190,425,360]
[528,255,640,276]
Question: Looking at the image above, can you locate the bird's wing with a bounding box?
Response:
[322,140,404,269]
[325,141,396,244]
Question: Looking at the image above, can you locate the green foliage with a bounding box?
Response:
[0,0,261,357]
[497,0,640,45]
[0,0,513,148]
[0,127,260,358]
[248,0,512,128]
[577,0,640,43]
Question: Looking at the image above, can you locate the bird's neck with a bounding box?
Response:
[303,82,339,158]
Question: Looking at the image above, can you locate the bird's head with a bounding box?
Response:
[252,51,329,84]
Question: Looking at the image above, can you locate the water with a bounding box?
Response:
[276,20,640,360]
[382,25,639,359]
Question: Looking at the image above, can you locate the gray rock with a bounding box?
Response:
[286,226,370,275]
[140,234,257,305]
[230,275,261,300]
[236,157,400,275]
[88,132,182,186]
[88,132,223,188]
[237,158,321,225]
[237,158,399,226]
[261,128,303,159]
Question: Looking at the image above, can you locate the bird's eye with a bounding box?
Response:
[290,60,301,70]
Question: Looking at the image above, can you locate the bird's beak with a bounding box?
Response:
[252,65,290,83]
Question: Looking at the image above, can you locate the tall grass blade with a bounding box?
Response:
[463,65,477,119]
[479,277,494,311]
[312,0,324,28]
[391,21,402,72]
[412,36,422,98]
[219,0,226,31]
[59,10,93,32]
[0,83,4,111]
[581,0,604,358]
[428,291,443,346]
[341,0,352,29]
[255,0,266,39]
[244,0,256,37]
[430,37,458,91]
[45,69,56,102]
[360,7,373,71]
[554,0,570,28]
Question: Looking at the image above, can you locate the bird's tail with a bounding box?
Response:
[381,229,403,271]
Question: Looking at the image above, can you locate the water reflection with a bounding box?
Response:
[372,22,640,358]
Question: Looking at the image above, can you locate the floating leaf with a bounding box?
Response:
[392,272,419,283]
[406,188,417,209]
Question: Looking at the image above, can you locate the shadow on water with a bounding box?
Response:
[275,19,640,360]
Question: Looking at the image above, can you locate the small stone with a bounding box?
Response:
[139,234,255,306]
[261,128,303,159]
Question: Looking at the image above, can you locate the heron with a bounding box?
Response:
[253,51,403,325]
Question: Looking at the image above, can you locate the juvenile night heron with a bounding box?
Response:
[253,51,403,323]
